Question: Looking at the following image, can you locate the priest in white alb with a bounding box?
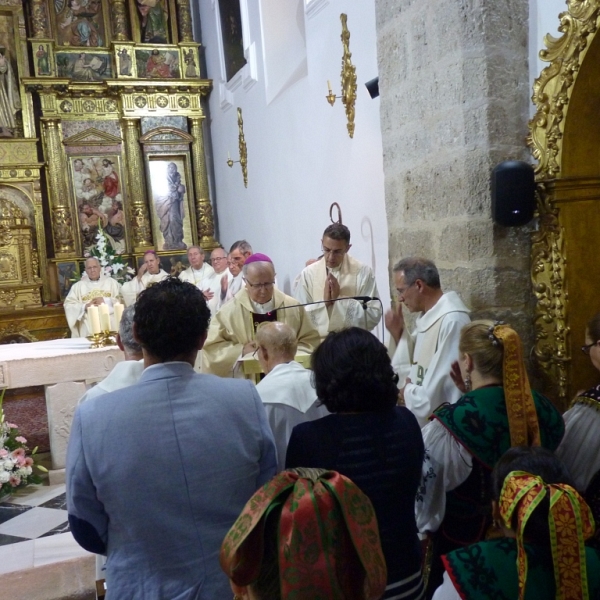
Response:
[201,253,319,377]
[202,246,229,314]
[254,321,329,471]
[121,250,168,306]
[64,257,122,337]
[294,223,382,340]
[178,246,214,298]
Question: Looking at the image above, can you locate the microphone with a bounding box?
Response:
[267,296,379,316]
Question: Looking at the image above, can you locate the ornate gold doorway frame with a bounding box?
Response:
[529,0,600,408]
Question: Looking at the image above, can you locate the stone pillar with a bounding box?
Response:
[375,0,533,345]
[41,118,76,256]
[122,118,154,250]
[189,116,218,249]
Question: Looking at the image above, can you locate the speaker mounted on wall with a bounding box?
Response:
[491,161,535,226]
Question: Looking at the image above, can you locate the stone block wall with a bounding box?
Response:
[376,0,534,348]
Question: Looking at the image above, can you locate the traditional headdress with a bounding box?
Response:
[220,468,387,600]
[499,471,595,600]
[491,323,541,447]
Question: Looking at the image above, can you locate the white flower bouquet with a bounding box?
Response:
[0,390,45,500]
[83,225,135,285]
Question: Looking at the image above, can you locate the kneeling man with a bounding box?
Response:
[202,254,319,377]
[255,321,329,470]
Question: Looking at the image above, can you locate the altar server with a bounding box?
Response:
[178,245,214,295]
[121,250,168,306]
[202,254,319,377]
[294,223,382,340]
[64,257,122,338]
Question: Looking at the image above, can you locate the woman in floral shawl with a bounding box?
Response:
[434,446,600,599]
[416,320,564,597]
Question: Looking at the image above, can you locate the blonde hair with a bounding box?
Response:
[459,319,504,379]
[255,321,297,360]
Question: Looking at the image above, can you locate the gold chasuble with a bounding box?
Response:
[202,288,320,377]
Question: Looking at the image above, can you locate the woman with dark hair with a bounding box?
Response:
[557,312,600,518]
[285,327,425,600]
[433,447,600,599]
[417,320,564,597]
[220,468,387,600]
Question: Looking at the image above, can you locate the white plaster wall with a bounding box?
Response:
[529,0,567,115]
[197,0,390,323]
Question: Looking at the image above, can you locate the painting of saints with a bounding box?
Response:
[0,46,21,138]
[36,45,51,75]
[218,0,246,81]
[71,53,107,81]
[79,200,106,248]
[155,162,187,251]
[146,50,171,78]
[184,49,197,77]
[118,48,132,76]
[136,0,168,44]
[56,0,105,47]
[102,159,119,199]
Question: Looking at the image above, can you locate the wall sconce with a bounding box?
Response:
[226,107,248,188]
[325,13,357,138]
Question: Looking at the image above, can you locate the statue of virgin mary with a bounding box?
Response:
[0,47,21,137]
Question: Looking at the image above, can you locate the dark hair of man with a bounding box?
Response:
[311,327,399,413]
[230,240,253,254]
[491,446,575,546]
[134,277,211,361]
[322,223,350,244]
[392,257,441,289]
[587,312,600,341]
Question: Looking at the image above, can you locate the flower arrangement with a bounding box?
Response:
[84,225,135,284]
[0,390,45,500]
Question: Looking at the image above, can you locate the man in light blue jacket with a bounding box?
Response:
[66,277,277,600]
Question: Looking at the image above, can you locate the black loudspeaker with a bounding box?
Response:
[365,77,379,99]
[491,161,535,226]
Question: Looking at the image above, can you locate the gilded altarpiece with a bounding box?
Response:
[0,0,216,334]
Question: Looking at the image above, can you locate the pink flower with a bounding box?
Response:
[0,449,7,458]
[11,448,25,458]
[24,457,33,467]
[15,436,26,444]
[9,475,21,487]
[6,423,17,429]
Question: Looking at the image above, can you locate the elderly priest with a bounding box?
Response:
[64,257,122,338]
[178,245,214,294]
[121,250,168,306]
[202,253,319,377]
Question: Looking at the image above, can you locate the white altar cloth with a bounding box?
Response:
[0,338,125,482]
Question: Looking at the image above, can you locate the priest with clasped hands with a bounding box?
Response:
[64,257,122,337]
[121,250,168,307]
[202,253,320,377]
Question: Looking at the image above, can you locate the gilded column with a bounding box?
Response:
[30,0,51,38]
[189,116,217,248]
[122,118,153,250]
[176,0,194,42]
[41,118,76,256]
[109,0,131,41]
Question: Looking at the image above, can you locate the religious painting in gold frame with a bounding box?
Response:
[145,154,195,252]
[55,49,113,80]
[50,0,110,48]
[67,155,128,254]
[135,252,189,277]
[135,47,180,78]
[32,41,54,77]
[128,0,179,45]
[0,5,26,138]
[55,260,80,300]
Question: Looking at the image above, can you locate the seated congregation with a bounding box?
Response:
[64,227,600,599]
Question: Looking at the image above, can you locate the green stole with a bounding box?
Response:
[433,387,565,469]
[443,538,600,600]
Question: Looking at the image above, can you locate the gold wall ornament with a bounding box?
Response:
[29,0,51,39]
[226,107,248,188]
[324,14,357,138]
[189,116,217,248]
[528,0,600,406]
[175,0,194,43]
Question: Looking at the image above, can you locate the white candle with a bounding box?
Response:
[99,303,110,332]
[114,302,124,330]
[88,305,101,335]
[327,79,332,91]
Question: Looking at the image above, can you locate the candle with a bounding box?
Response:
[114,302,124,330]
[327,80,332,91]
[99,303,110,332]
[88,305,101,335]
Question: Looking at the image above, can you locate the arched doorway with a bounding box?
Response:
[529,1,600,408]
